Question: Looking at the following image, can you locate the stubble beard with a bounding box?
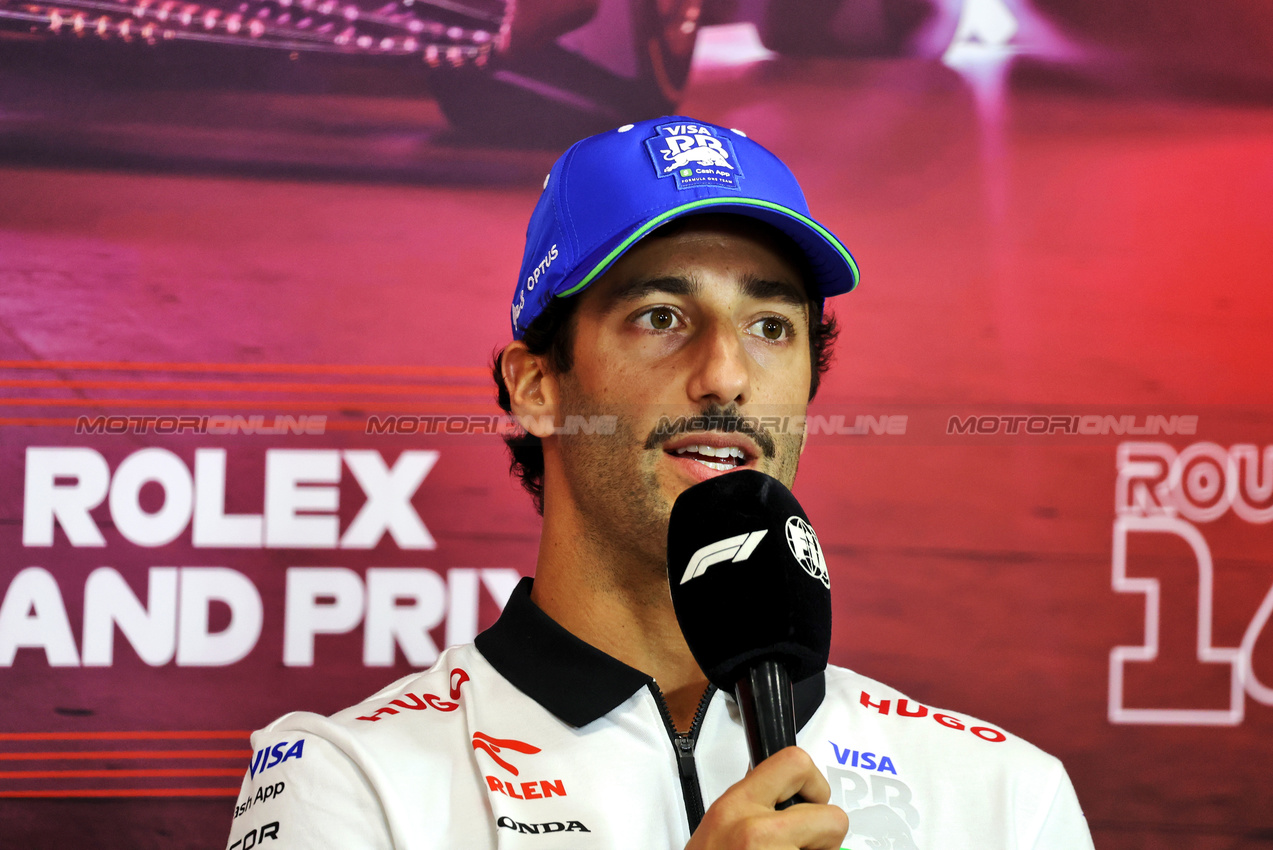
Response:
[553,379,807,605]
[761,433,802,491]
[555,379,673,605]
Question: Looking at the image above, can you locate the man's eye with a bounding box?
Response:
[748,317,790,341]
[638,308,681,331]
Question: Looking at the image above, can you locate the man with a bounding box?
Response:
[225,116,1095,850]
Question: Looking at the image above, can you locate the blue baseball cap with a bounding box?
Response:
[510,115,859,339]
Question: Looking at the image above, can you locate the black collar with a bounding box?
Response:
[475,577,825,729]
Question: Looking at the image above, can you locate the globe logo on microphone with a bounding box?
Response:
[785,517,829,589]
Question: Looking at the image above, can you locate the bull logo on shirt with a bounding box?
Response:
[827,761,923,850]
[845,805,920,850]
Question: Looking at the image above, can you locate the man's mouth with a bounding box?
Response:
[660,432,761,481]
[669,444,746,472]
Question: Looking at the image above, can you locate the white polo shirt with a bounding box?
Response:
[225,578,1094,850]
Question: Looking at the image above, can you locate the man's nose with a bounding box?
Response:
[685,320,751,406]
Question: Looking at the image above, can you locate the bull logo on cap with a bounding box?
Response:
[645,121,743,190]
[664,138,732,170]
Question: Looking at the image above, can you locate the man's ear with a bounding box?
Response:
[501,341,557,438]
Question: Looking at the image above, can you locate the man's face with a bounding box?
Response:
[546,215,815,567]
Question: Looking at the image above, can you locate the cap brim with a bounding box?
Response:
[558,197,859,301]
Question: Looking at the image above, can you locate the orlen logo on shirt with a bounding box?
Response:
[474,731,567,801]
[249,739,304,779]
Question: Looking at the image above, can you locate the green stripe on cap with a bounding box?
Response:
[558,197,859,298]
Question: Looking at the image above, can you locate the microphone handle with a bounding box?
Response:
[734,658,800,810]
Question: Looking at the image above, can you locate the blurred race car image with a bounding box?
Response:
[1,0,1270,150]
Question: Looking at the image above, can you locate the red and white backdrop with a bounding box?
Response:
[1,1,1271,847]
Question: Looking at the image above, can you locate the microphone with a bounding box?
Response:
[666,470,832,809]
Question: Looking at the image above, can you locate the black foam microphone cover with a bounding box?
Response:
[666,470,832,694]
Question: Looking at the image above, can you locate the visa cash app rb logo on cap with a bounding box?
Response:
[645,121,743,190]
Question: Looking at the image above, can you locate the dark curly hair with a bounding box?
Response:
[492,224,841,515]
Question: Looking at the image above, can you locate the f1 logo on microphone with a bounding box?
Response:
[680,531,768,584]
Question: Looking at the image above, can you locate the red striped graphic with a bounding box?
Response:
[0,730,251,798]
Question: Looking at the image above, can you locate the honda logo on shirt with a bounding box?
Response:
[680,530,767,584]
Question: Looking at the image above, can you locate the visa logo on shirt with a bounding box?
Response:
[829,742,897,775]
[249,739,305,779]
